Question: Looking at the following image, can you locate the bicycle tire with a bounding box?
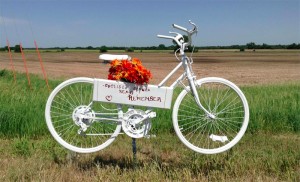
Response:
[45,77,121,153]
[172,77,249,154]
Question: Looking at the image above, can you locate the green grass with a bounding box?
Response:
[0,70,61,138]
[243,83,300,133]
[0,69,299,138]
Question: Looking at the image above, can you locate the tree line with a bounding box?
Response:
[0,42,299,53]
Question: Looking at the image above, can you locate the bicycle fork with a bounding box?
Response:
[183,57,216,119]
[189,77,216,119]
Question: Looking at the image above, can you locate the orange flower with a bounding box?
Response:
[107,58,152,84]
[110,59,122,68]
[131,58,141,65]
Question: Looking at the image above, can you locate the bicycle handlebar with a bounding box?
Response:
[172,24,188,33]
[157,35,174,40]
[157,34,182,46]
[157,20,198,47]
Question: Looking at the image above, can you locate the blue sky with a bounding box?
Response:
[0,0,299,48]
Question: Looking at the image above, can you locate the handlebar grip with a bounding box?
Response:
[157,34,174,39]
[172,24,188,32]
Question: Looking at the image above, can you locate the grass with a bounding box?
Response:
[0,69,61,138]
[0,69,299,181]
[243,83,300,133]
[0,133,299,181]
[0,69,299,138]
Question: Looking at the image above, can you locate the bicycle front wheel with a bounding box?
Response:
[45,77,121,153]
[173,77,249,154]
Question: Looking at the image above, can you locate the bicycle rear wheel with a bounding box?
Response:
[45,77,121,153]
[173,77,249,154]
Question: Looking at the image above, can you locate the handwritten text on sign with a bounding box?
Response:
[93,79,173,109]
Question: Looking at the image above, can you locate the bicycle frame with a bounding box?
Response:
[90,20,214,123]
[88,51,213,126]
[158,53,212,117]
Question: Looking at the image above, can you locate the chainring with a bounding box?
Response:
[122,109,151,138]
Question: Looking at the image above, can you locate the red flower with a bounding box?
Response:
[107,58,152,84]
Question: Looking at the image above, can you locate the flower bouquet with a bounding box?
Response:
[108,58,152,84]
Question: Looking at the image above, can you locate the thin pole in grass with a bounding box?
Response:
[132,138,137,168]
[34,40,50,91]
[19,43,32,89]
[7,7,32,89]
[27,14,50,91]
[6,39,17,83]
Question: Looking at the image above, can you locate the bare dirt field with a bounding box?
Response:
[0,50,299,85]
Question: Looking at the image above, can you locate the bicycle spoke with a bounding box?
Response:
[45,78,120,153]
[173,78,249,154]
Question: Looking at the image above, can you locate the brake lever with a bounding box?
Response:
[188,20,198,33]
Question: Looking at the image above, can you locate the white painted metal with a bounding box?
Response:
[209,134,229,143]
[121,109,152,138]
[158,62,183,87]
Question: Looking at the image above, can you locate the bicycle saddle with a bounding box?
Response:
[99,54,131,61]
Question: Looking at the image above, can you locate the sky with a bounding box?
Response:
[0,0,299,48]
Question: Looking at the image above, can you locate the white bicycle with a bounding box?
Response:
[45,21,249,154]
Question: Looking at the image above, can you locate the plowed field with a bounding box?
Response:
[0,50,299,85]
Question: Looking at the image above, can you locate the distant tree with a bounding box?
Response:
[246,42,256,49]
[87,46,93,50]
[158,44,166,50]
[261,43,271,49]
[168,45,176,50]
[0,47,5,51]
[14,45,21,53]
[99,46,108,53]
[125,47,134,52]
[60,48,65,52]
[287,43,300,49]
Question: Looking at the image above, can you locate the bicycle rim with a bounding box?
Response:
[45,77,121,153]
[173,77,249,154]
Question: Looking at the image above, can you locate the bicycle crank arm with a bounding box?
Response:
[135,111,156,128]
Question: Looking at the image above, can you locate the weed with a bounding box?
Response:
[12,137,31,157]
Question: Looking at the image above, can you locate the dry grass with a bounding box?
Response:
[0,133,299,181]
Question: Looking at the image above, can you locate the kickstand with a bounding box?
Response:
[132,138,137,168]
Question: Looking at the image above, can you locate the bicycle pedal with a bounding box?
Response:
[146,111,156,118]
[144,134,156,139]
[209,134,228,143]
[77,129,87,137]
